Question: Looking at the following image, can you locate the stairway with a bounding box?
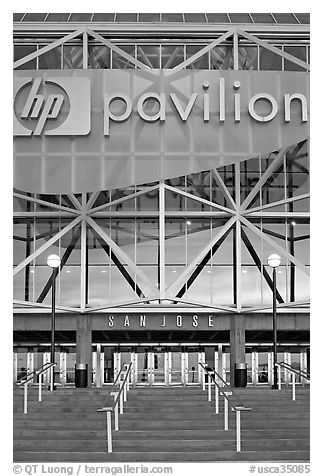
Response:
[13,385,310,462]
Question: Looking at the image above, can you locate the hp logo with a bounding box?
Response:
[14,75,91,136]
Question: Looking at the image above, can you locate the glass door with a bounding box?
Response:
[168,347,183,385]
[151,347,167,385]
[136,347,150,385]
[184,347,200,385]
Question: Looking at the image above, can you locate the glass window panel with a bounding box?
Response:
[228,13,252,23]
[183,13,206,22]
[115,13,137,22]
[295,268,310,301]
[92,13,115,22]
[13,13,24,22]
[38,46,61,69]
[69,13,92,22]
[284,46,307,71]
[137,45,160,68]
[161,45,184,68]
[250,13,275,23]
[112,45,135,69]
[186,45,208,69]
[294,13,310,24]
[238,46,258,70]
[206,13,229,23]
[272,13,298,24]
[138,13,160,22]
[210,45,233,69]
[88,45,110,69]
[161,13,183,22]
[241,266,263,305]
[22,13,47,22]
[14,45,37,69]
[240,158,260,203]
[259,46,282,70]
[46,13,70,22]
[63,45,83,69]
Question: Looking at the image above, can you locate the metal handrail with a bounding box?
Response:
[112,363,127,387]
[14,362,56,413]
[199,362,251,452]
[276,361,310,400]
[277,361,310,380]
[14,362,55,389]
[97,362,133,453]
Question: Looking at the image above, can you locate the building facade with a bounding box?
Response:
[13,13,310,387]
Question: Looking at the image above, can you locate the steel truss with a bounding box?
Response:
[13,23,310,314]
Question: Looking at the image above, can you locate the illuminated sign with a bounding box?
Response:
[13,70,309,194]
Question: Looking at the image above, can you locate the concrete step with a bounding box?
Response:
[13,450,310,462]
[13,428,310,439]
[14,437,310,452]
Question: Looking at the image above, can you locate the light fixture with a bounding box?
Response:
[186,220,192,225]
[291,221,296,226]
[101,270,107,273]
[172,269,177,273]
[242,269,248,274]
[267,254,281,268]
[66,270,71,273]
[47,254,61,268]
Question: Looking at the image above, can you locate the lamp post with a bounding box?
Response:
[267,253,281,389]
[47,254,61,388]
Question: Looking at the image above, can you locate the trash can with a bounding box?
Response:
[75,363,88,388]
[234,363,247,387]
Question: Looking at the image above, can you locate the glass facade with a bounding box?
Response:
[13,18,310,315]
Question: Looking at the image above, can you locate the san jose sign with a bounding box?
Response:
[13,69,309,194]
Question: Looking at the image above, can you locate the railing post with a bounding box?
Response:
[224,397,229,430]
[120,391,124,414]
[292,373,296,401]
[278,364,281,390]
[215,384,219,414]
[236,410,241,452]
[114,396,119,431]
[38,372,42,402]
[207,374,211,401]
[123,382,127,402]
[202,368,205,391]
[106,411,112,453]
[24,382,28,414]
[50,365,54,392]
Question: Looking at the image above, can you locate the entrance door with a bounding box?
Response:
[168,347,182,385]
[183,347,200,385]
[151,348,167,385]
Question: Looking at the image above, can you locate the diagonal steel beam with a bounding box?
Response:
[243,193,310,214]
[89,185,159,214]
[67,194,82,210]
[85,215,159,297]
[176,228,231,298]
[237,28,310,71]
[167,216,236,296]
[86,28,151,70]
[241,147,289,212]
[240,215,310,276]
[14,216,82,276]
[13,192,80,215]
[170,29,235,72]
[241,227,284,303]
[86,191,101,211]
[36,226,81,303]
[211,169,237,210]
[164,184,235,214]
[95,235,145,299]
[13,28,85,69]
